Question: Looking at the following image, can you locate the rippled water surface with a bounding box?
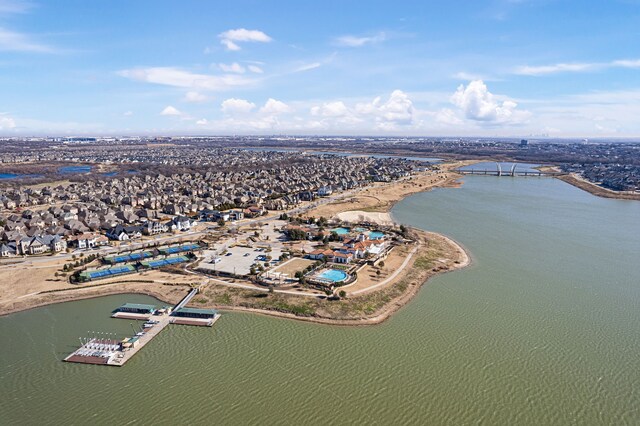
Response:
[1,176,639,425]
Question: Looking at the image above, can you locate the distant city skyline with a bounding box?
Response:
[1,0,640,137]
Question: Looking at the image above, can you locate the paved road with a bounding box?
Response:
[2,180,371,268]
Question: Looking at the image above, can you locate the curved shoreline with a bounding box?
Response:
[556,173,640,201]
[0,232,471,326]
[0,163,473,324]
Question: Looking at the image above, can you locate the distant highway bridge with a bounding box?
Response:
[457,163,566,177]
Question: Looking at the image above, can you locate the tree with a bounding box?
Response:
[250,266,256,275]
[378,261,385,268]
[217,218,226,227]
[376,270,381,277]
[338,290,347,299]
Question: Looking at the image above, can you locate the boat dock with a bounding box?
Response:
[64,288,220,367]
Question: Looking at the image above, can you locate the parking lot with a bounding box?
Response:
[197,245,283,276]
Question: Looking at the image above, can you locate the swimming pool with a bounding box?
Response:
[369,231,385,239]
[319,269,348,282]
[331,227,350,235]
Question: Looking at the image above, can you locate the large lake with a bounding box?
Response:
[1,174,639,424]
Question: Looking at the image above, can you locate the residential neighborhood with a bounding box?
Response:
[0,146,423,257]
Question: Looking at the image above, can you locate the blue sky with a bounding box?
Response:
[1,0,640,137]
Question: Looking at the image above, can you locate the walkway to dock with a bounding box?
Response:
[108,313,171,366]
[173,287,198,311]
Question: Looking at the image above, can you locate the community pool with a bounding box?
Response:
[319,269,348,283]
[369,231,385,239]
[331,227,350,235]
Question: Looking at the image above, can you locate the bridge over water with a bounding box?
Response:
[457,162,566,177]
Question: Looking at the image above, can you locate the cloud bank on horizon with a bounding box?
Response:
[1,0,640,137]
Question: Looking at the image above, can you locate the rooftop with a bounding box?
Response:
[173,307,218,316]
[118,303,156,311]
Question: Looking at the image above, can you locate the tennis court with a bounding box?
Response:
[81,264,136,280]
[141,255,189,269]
[105,251,152,264]
[159,243,200,255]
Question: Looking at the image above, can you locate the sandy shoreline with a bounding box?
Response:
[0,161,473,324]
[0,230,471,326]
[556,173,640,201]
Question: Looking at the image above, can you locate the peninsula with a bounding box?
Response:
[1,136,637,324]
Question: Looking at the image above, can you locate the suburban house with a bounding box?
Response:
[200,209,229,222]
[169,215,195,231]
[317,186,333,197]
[17,235,67,255]
[106,224,145,240]
[142,221,168,236]
[0,242,16,257]
[66,232,109,249]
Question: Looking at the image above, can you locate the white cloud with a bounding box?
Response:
[434,108,463,125]
[514,58,640,76]
[453,71,489,81]
[196,118,208,125]
[221,98,256,114]
[612,59,640,68]
[218,28,272,51]
[160,105,182,116]
[184,91,207,103]
[451,80,528,124]
[293,62,321,73]
[355,90,415,129]
[221,39,240,51]
[0,114,16,129]
[118,67,253,91]
[0,27,55,53]
[219,62,245,73]
[260,98,291,115]
[311,101,349,117]
[514,62,596,76]
[123,111,133,116]
[247,64,263,73]
[335,32,386,47]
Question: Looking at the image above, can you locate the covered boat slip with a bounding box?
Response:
[111,302,158,320]
[170,307,220,327]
